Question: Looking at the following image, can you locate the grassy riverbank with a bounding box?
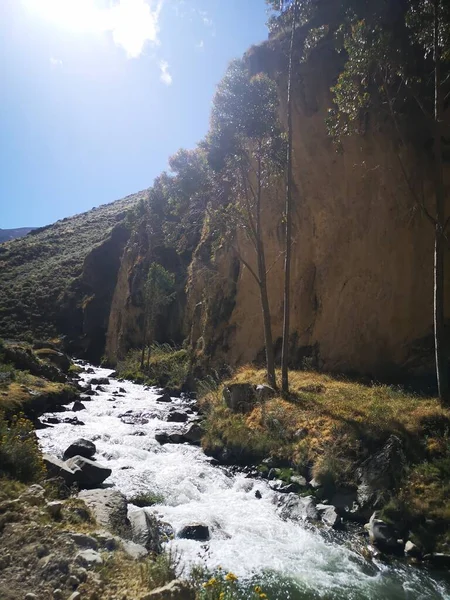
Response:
[200,366,450,552]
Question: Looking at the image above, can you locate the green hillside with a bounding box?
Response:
[0,192,145,343]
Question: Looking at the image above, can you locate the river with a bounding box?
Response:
[37,365,450,599]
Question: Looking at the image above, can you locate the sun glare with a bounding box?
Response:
[24,0,161,57]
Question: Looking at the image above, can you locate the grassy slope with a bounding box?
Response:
[201,367,450,550]
[0,192,145,341]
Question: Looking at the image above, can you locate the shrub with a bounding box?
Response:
[0,412,45,482]
[128,491,164,507]
[140,550,181,590]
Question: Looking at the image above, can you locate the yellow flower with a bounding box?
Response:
[203,577,218,588]
[254,586,262,594]
[225,572,238,582]
[219,593,225,600]
[259,594,268,599]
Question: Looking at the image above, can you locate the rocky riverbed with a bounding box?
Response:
[36,364,450,599]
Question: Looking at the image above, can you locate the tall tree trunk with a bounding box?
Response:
[256,148,277,389]
[281,0,298,394]
[433,0,449,403]
[140,313,148,370]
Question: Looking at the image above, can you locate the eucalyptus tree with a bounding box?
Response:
[206,59,286,389]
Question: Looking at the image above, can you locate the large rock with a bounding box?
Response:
[63,438,96,460]
[316,504,341,529]
[90,377,110,385]
[66,455,111,488]
[177,523,210,541]
[278,494,319,522]
[357,435,405,508]
[255,385,276,402]
[366,511,402,552]
[167,410,188,423]
[183,423,204,445]
[43,454,79,485]
[129,509,162,553]
[72,400,86,412]
[141,580,195,600]
[222,383,257,413]
[78,489,129,534]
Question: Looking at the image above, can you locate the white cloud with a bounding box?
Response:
[50,57,63,67]
[24,0,162,58]
[159,60,172,85]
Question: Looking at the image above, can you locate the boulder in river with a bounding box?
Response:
[72,400,86,412]
[66,455,112,488]
[156,393,172,403]
[90,377,110,385]
[78,489,129,534]
[177,523,210,541]
[183,423,204,445]
[129,509,162,553]
[278,494,319,522]
[63,416,85,426]
[167,410,188,423]
[366,511,402,553]
[63,438,96,461]
[316,504,341,529]
[223,383,257,413]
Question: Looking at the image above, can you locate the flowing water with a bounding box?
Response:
[37,365,450,599]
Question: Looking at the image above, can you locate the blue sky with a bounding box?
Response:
[0,0,270,228]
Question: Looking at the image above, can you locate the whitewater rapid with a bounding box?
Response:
[37,365,450,599]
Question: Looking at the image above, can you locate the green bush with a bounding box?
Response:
[128,491,164,507]
[140,551,180,590]
[0,412,45,482]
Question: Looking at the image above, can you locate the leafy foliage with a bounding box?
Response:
[0,413,45,482]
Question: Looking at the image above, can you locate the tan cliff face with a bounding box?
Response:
[185,42,450,377]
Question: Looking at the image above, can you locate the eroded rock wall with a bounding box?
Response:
[186,42,450,377]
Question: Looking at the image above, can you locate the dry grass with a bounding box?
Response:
[200,366,450,547]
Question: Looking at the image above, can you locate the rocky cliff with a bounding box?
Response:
[185,39,450,379]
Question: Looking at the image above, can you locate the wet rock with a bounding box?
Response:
[223,383,256,414]
[366,511,402,552]
[423,553,450,568]
[140,579,195,600]
[75,549,103,567]
[129,509,162,553]
[95,385,107,392]
[72,400,86,412]
[156,393,172,403]
[119,387,126,393]
[90,377,110,385]
[42,416,61,425]
[357,435,405,509]
[65,455,112,488]
[85,368,95,374]
[183,423,204,445]
[63,416,85,425]
[167,411,188,423]
[278,494,319,522]
[177,523,210,541]
[255,384,276,402]
[255,490,262,499]
[405,540,421,558]
[83,388,98,397]
[43,454,79,485]
[78,489,129,534]
[63,438,96,461]
[316,504,341,529]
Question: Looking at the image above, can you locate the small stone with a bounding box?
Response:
[68,533,99,549]
[74,567,88,583]
[68,593,82,600]
[68,575,80,588]
[404,540,420,557]
[20,484,46,505]
[52,590,63,600]
[156,393,172,403]
[75,549,103,567]
[46,501,64,518]
[25,594,38,600]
